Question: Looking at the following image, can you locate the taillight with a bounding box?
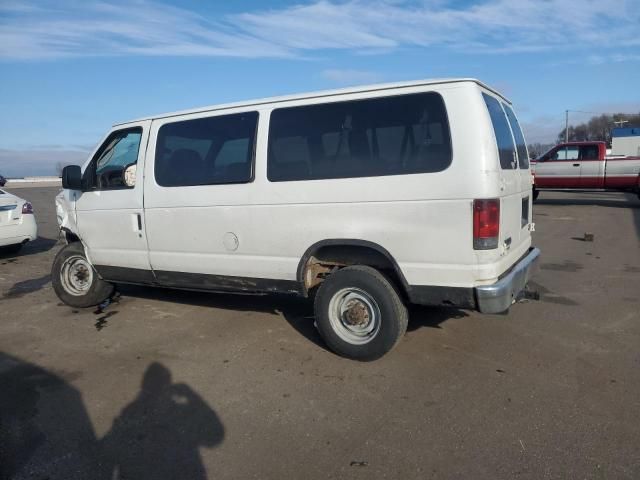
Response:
[473,199,499,250]
[22,202,34,214]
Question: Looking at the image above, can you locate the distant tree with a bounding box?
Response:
[527,142,555,159]
[587,114,610,142]
[557,112,640,144]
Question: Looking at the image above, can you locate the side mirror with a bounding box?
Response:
[123,163,137,187]
[62,165,82,190]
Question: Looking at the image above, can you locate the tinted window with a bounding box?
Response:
[580,144,599,160]
[482,93,516,169]
[86,128,142,190]
[503,104,529,169]
[267,92,451,182]
[155,112,258,187]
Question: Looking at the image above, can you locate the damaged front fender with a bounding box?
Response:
[55,189,79,242]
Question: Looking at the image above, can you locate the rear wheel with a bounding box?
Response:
[52,242,114,308]
[314,265,408,361]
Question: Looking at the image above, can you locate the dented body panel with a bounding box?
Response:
[55,189,78,239]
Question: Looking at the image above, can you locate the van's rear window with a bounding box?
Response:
[482,93,516,170]
[267,92,452,182]
[503,104,529,169]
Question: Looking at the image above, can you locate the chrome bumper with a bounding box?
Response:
[475,247,541,314]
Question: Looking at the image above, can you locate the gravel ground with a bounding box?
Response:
[1,186,639,480]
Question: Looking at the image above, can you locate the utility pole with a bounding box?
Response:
[613,119,629,128]
[565,110,569,143]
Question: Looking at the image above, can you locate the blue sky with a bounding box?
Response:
[1,0,639,176]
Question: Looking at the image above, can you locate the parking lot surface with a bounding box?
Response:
[1,186,639,479]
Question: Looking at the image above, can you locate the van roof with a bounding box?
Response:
[114,78,509,127]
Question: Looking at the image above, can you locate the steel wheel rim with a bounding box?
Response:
[328,287,381,345]
[60,255,93,296]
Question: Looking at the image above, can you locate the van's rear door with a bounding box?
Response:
[503,102,532,247]
[482,93,531,269]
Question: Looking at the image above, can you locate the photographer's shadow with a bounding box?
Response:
[99,363,224,480]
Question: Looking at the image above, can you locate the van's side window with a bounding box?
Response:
[267,92,452,182]
[502,104,529,169]
[155,111,258,187]
[84,127,142,190]
[482,93,516,170]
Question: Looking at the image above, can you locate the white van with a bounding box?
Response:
[54,78,539,360]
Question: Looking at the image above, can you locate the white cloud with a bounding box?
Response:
[1,0,639,60]
[321,69,383,85]
[611,53,640,63]
[0,0,291,60]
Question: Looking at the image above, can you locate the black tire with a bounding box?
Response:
[52,242,114,308]
[314,265,408,361]
[532,187,539,202]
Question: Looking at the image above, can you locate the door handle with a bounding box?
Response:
[132,213,143,237]
[573,163,580,167]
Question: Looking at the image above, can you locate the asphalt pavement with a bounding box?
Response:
[1,186,639,479]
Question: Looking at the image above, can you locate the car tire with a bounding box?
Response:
[532,187,539,202]
[52,242,114,308]
[314,265,408,361]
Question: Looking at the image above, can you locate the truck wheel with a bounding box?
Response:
[314,265,408,361]
[52,242,114,308]
[532,187,539,202]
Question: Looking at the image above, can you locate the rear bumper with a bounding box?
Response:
[0,216,38,247]
[475,247,540,314]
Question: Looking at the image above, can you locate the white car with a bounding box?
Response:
[54,78,539,360]
[0,188,37,253]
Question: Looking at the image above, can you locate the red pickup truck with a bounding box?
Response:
[531,141,640,200]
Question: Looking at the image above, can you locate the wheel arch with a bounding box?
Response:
[296,239,410,297]
[59,228,100,275]
[61,227,81,244]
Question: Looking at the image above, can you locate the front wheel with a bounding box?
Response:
[52,242,114,308]
[314,265,408,361]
